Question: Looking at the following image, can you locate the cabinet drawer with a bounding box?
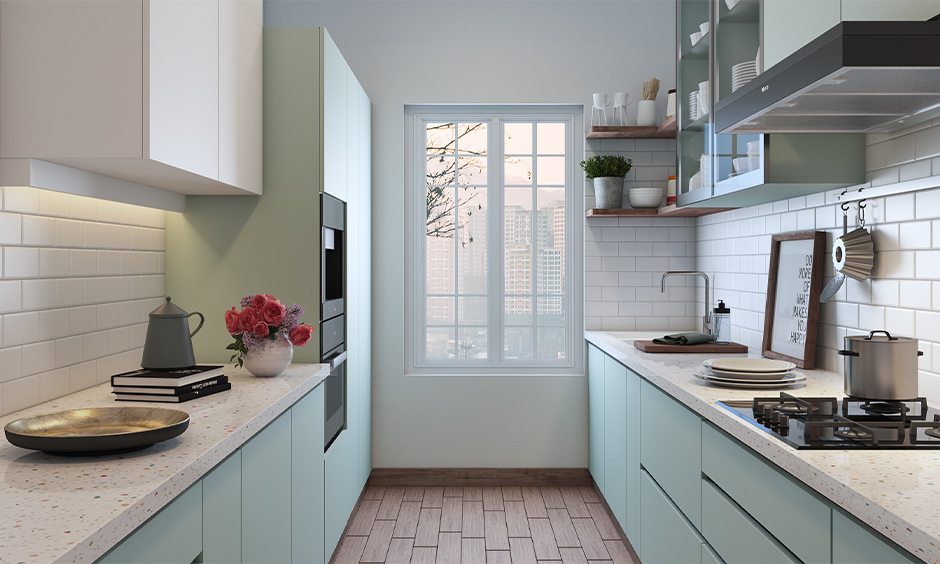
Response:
[98,481,202,564]
[604,355,628,530]
[832,508,919,564]
[640,469,705,564]
[702,480,800,564]
[702,423,830,564]
[587,344,605,490]
[640,380,702,529]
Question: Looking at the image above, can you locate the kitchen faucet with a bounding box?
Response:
[661,271,712,335]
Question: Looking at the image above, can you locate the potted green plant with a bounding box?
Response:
[580,155,633,209]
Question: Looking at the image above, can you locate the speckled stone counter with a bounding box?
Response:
[586,331,940,563]
[0,363,329,564]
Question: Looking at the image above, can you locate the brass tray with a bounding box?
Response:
[4,407,189,455]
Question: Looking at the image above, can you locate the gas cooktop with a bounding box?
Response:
[717,392,940,449]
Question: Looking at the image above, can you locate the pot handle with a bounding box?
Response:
[838,350,859,357]
[188,312,205,338]
[866,330,896,341]
[919,351,924,357]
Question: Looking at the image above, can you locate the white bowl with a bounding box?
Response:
[690,31,702,46]
[629,187,664,209]
[732,157,761,173]
[746,140,761,153]
[699,22,709,35]
[689,172,702,190]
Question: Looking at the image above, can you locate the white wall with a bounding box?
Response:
[0,187,167,416]
[697,120,940,402]
[266,0,676,467]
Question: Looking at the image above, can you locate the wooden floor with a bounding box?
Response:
[333,486,637,564]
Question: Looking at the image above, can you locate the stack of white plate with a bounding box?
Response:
[695,358,806,388]
[731,61,757,93]
[689,91,699,121]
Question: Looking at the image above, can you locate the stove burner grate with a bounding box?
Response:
[775,402,816,415]
[834,428,873,440]
[926,427,940,439]
[860,402,908,416]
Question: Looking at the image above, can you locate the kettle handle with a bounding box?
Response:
[188,312,205,338]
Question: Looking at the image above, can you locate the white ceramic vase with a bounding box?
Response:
[243,332,294,377]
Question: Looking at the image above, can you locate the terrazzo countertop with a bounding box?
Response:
[0,363,329,564]
[586,331,940,564]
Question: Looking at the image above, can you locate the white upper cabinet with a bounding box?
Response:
[0,0,262,196]
[322,29,348,200]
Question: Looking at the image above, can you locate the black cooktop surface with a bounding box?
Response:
[717,392,940,449]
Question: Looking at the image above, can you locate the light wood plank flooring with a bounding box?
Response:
[333,486,636,564]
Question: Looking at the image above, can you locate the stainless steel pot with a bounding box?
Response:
[838,330,923,400]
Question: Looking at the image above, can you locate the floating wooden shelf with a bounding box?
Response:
[586,116,676,139]
[586,204,734,218]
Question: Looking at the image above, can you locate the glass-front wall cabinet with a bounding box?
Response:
[677,0,712,205]
[677,0,865,209]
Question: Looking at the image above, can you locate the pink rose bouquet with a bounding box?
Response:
[225,293,315,367]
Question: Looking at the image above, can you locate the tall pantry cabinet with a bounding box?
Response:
[165,27,372,563]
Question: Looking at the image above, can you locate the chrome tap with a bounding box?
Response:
[661,271,712,335]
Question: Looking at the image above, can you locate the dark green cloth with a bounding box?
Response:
[652,332,716,346]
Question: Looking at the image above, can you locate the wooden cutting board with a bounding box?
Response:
[634,340,748,354]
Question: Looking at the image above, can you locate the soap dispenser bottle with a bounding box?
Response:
[713,300,731,344]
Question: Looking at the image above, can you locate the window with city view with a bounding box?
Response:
[407,107,582,373]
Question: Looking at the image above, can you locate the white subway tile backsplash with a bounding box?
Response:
[916,310,940,342]
[3,312,39,347]
[110,224,133,250]
[97,250,121,275]
[4,247,39,278]
[886,193,916,223]
[84,222,110,248]
[880,251,915,279]
[39,248,70,277]
[69,360,97,392]
[55,278,84,307]
[3,374,39,414]
[55,219,84,247]
[69,195,97,221]
[0,347,23,384]
[21,341,55,376]
[22,279,55,310]
[916,250,940,279]
[70,249,97,276]
[900,280,932,310]
[38,190,70,218]
[900,221,932,250]
[38,308,70,341]
[0,280,22,313]
[3,186,40,214]
[55,335,84,367]
[84,278,109,304]
[70,305,97,335]
[916,187,940,220]
[0,213,22,245]
[39,368,70,403]
[84,331,109,361]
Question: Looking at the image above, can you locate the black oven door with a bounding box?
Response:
[324,345,347,450]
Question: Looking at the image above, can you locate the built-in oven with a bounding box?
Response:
[321,193,345,321]
[320,192,347,450]
[323,344,347,450]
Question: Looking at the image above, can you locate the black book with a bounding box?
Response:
[110,365,225,388]
[112,375,229,396]
[113,382,232,403]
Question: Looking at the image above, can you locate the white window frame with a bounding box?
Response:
[404,105,584,375]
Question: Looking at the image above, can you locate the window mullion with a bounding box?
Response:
[530,122,538,360]
[491,119,503,366]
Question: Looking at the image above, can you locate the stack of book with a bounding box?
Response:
[111,365,231,403]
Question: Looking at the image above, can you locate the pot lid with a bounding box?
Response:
[846,330,917,343]
[148,296,190,318]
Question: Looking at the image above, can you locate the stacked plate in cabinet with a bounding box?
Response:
[694,357,805,388]
[731,61,757,93]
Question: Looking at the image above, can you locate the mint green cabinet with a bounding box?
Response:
[624,367,641,551]
[587,344,606,491]
[702,422,830,564]
[640,469,704,564]
[832,509,920,564]
[293,386,326,563]
[603,355,628,529]
[325,427,358,560]
[702,543,725,564]
[242,412,293,564]
[203,451,242,564]
[97,482,203,564]
[702,480,800,564]
[640,380,702,529]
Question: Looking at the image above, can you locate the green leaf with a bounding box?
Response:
[579,154,632,179]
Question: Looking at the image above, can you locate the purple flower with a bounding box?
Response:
[243,331,264,349]
[240,295,253,308]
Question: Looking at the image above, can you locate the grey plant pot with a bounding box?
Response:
[594,176,625,209]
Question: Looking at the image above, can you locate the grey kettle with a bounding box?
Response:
[141,297,205,370]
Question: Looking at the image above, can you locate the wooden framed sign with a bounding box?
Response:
[762,231,826,369]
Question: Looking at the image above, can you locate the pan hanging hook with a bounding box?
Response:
[858,199,867,227]
[841,201,850,214]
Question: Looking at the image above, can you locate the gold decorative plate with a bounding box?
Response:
[4,407,189,455]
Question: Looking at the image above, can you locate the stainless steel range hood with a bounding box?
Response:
[715,20,940,134]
